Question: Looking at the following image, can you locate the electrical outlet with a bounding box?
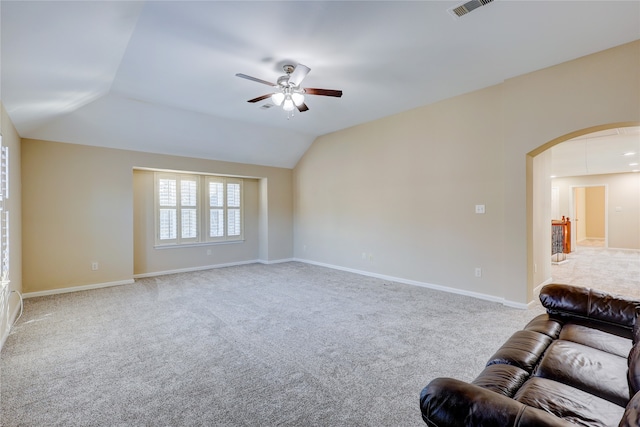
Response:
[474,267,482,277]
[91,262,99,271]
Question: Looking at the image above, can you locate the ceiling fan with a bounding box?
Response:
[236,63,342,113]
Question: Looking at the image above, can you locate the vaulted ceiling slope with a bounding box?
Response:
[2,1,639,168]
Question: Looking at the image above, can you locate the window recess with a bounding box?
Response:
[155,172,243,247]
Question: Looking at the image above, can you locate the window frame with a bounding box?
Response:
[205,176,244,243]
[154,172,244,247]
[0,137,8,283]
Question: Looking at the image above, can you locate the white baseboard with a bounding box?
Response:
[132,258,295,279]
[20,257,537,308]
[294,258,531,309]
[607,247,640,252]
[133,260,260,279]
[258,258,295,265]
[22,279,135,299]
[21,259,297,297]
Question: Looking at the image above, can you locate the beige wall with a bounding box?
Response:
[21,139,293,293]
[0,102,23,347]
[294,40,640,305]
[294,85,507,299]
[552,174,640,250]
[532,150,552,290]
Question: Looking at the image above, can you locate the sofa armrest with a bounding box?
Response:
[539,284,639,329]
[420,378,575,427]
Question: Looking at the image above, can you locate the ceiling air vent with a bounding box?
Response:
[448,0,494,18]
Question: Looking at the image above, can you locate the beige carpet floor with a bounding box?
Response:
[2,252,637,426]
[1,262,545,426]
[551,246,640,298]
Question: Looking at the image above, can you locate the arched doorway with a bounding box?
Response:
[527,122,640,300]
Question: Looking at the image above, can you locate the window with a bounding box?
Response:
[155,172,243,246]
[0,139,9,283]
[206,177,243,242]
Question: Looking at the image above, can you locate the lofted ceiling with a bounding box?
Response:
[1,1,639,169]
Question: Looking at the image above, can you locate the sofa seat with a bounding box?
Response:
[534,340,629,406]
[514,377,625,426]
[420,284,640,427]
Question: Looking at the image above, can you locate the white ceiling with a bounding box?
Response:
[551,126,640,178]
[1,1,639,169]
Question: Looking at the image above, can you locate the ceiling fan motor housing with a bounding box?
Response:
[277,75,291,87]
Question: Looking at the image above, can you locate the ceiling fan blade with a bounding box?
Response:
[296,103,309,112]
[236,73,276,87]
[247,94,272,103]
[304,88,343,97]
[289,64,311,87]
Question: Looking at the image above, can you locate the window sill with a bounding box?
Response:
[154,240,244,250]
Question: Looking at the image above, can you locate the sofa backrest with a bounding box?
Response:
[539,284,638,331]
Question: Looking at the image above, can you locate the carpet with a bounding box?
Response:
[551,246,640,298]
[2,262,546,426]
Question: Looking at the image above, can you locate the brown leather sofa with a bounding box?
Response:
[420,284,640,426]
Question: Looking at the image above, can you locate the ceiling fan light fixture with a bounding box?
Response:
[291,92,305,107]
[271,92,285,106]
[283,95,295,111]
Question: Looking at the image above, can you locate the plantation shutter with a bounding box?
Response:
[209,180,224,238]
[227,182,241,237]
[206,177,243,242]
[181,178,198,239]
[156,173,200,244]
[158,176,177,241]
[0,143,8,283]
[155,172,243,246]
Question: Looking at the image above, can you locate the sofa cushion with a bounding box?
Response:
[633,307,640,344]
[486,330,552,372]
[540,284,638,329]
[533,340,629,406]
[472,364,529,397]
[628,343,640,395]
[620,391,640,427]
[523,314,563,339]
[559,323,632,358]
[514,377,625,427]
